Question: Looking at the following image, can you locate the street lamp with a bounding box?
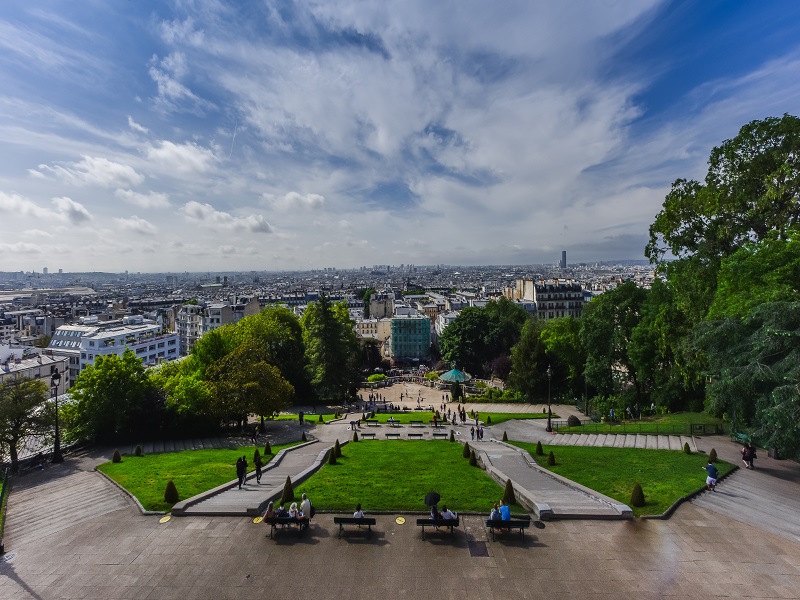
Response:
[545,364,553,433]
[51,368,63,463]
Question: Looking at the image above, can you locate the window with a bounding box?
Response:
[89,341,95,347]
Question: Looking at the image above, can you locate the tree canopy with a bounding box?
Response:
[0,377,50,472]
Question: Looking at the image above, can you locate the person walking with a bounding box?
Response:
[702,460,718,491]
[470,426,475,441]
[255,454,263,484]
[236,456,246,489]
[746,443,757,469]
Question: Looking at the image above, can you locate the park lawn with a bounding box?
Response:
[362,412,434,424]
[556,411,725,435]
[481,412,551,425]
[98,443,299,512]
[271,413,336,423]
[297,441,509,513]
[510,442,734,516]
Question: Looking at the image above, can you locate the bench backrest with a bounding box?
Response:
[417,517,460,526]
[264,516,302,525]
[333,516,377,525]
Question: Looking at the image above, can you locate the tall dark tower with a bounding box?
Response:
[560,251,567,269]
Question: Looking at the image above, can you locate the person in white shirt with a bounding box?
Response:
[299,493,312,529]
[441,506,456,520]
[353,503,365,518]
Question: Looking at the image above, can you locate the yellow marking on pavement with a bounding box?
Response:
[395,516,405,525]
[159,515,171,524]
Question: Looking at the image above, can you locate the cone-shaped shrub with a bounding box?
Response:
[469,450,478,466]
[352,430,359,442]
[449,430,455,442]
[281,476,294,503]
[502,431,508,442]
[683,442,691,455]
[487,415,492,425]
[547,451,555,466]
[709,448,717,463]
[134,445,143,457]
[327,448,337,465]
[334,439,342,457]
[463,442,471,458]
[264,441,272,455]
[112,449,121,463]
[164,479,179,504]
[630,483,645,507]
[502,479,516,505]
[319,414,324,423]
[535,441,544,456]
[301,432,307,442]
[253,448,261,465]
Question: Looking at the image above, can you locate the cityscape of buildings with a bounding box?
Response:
[0,255,655,392]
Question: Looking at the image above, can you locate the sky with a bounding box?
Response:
[2,0,800,273]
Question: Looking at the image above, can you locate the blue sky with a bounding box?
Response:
[1,0,799,272]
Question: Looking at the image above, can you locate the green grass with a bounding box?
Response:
[360,412,434,424]
[356,411,550,426]
[271,413,337,423]
[481,412,551,425]
[98,443,299,512]
[510,442,734,516]
[556,411,725,434]
[297,441,511,513]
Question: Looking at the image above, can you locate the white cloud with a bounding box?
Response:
[114,215,157,235]
[127,116,149,134]
[34,156,144,188]
[0,242,44,254]
[148,52,215,114]
[115,189,171,209]
[146,141,216,175]
[0,191,50,218]
[52,197,92,224]
[181,201,272,234]
[263,191,326,211]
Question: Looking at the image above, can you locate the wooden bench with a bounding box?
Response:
[484,518,534,541]
[387,420,401,427]
[732,432,751,444]
[432,432,449,439]
[333,516,377,538]
[263,516,310,538]
[365,420,380,427]
[360,432,377,439]
[429,420,446,428]
[416,516,460,540]
[385,433,401,439]
[408,433,424,439]
[409,420,425,428]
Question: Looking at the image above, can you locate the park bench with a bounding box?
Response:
[432,432,449,439]
[263,516,310,539]
[409,420,425,428]
[429,421,446,428]
[360,432,376,439]
[385,433,401,439]
[407,433,424,439]
[416,516,460,540]
[387,420,401,427]
[365,420,380,427]
[484,517,535,541]
[732,432,751,444]
[333,516,377,538]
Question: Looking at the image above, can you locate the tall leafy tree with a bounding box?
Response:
[539,317,585,400]
[438,307,490,375]
[301,294,360,403]
[508,319,548,402]
[0,378,50,472]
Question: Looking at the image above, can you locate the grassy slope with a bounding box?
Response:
[557,411,725,434]
[510,441,734,516]
[98,443,298,512]
[297,441,509,513]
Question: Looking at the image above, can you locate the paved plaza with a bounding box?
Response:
[2,382,800,599]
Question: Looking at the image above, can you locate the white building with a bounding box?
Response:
[79,315,178,370]
[0,345,69,394]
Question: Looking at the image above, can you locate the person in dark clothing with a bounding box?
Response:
[255,454,263,484]
[236,456,245,489]
[702,461,718,491]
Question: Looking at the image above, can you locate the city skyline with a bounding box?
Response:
[2,1,800,272]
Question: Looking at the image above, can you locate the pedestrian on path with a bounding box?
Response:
[702,460,718,491]
[255,455,263,484]
[236,456,246,489]
[470,426,475,441]
[742,443,757,469]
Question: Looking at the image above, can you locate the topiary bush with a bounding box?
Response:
[709,448,717,463]
[301,432,307,442]
[334,439,342,458]
[264,441,272,455]
[164,480,179,504]
[253,448,261,465]
[683,442,691,455]
[134,445,143,457]
[536,441,543,456]
[486,415,492,425]
[547,451,555,466]
[463,442,471,459]
[112,449,121,463]
[630,483,645,507]
[503,479,516,505]
[352,430,359,442]
[319,414,324,423]
[502,431,508,442]
[469,450,478,467]
[449,430,455,442]
[281,476,294,503]
[327,448,337,465]
[567,415,581,427]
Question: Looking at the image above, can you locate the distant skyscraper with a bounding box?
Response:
[43,267,48,274]
[560,251,567,269]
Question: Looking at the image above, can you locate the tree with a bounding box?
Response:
[301,294,360,403]
[540,317,585,399]
[65,349,160,443]
[507,319,547,401]
[0,378,50,472]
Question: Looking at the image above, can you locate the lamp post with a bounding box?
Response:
[545,364,553,432]
[51,368,63,463]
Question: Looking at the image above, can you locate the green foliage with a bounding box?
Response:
[0,377,50,472]
[469,449,478,466]
[709,448,717,463]
[164,480,179,504]
[282,476,294,503]
[536,441,543,456]
[134,445,143,457]
[547,451,555,466]
[683,442,691,455]
[327,448,337,465]
[508,318,547,401]
[66,349,160,443]
[630,483,645,507]
[463,442,471,458]
[367,374,387,383]
[112,449,121,463]
[334,439,342,457]
[503,479,516,505]
[424,371,439,381]
[540,317,586,399]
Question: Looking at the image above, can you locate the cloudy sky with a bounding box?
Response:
[1,0,800,273]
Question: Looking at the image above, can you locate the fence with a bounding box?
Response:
[551,420,726,436]
[0,467,9,554]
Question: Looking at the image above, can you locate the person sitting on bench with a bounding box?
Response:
[263,501,275,519]
[489,503,501,521]
[276,501,289,517]
[441,506,457,520]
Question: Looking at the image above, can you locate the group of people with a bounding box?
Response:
[741,442,757,469]
[236,454,264,489]
[429,504,457,523]
[263,493,313,529]
[489,500,511,520]
[470,426,484,441]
